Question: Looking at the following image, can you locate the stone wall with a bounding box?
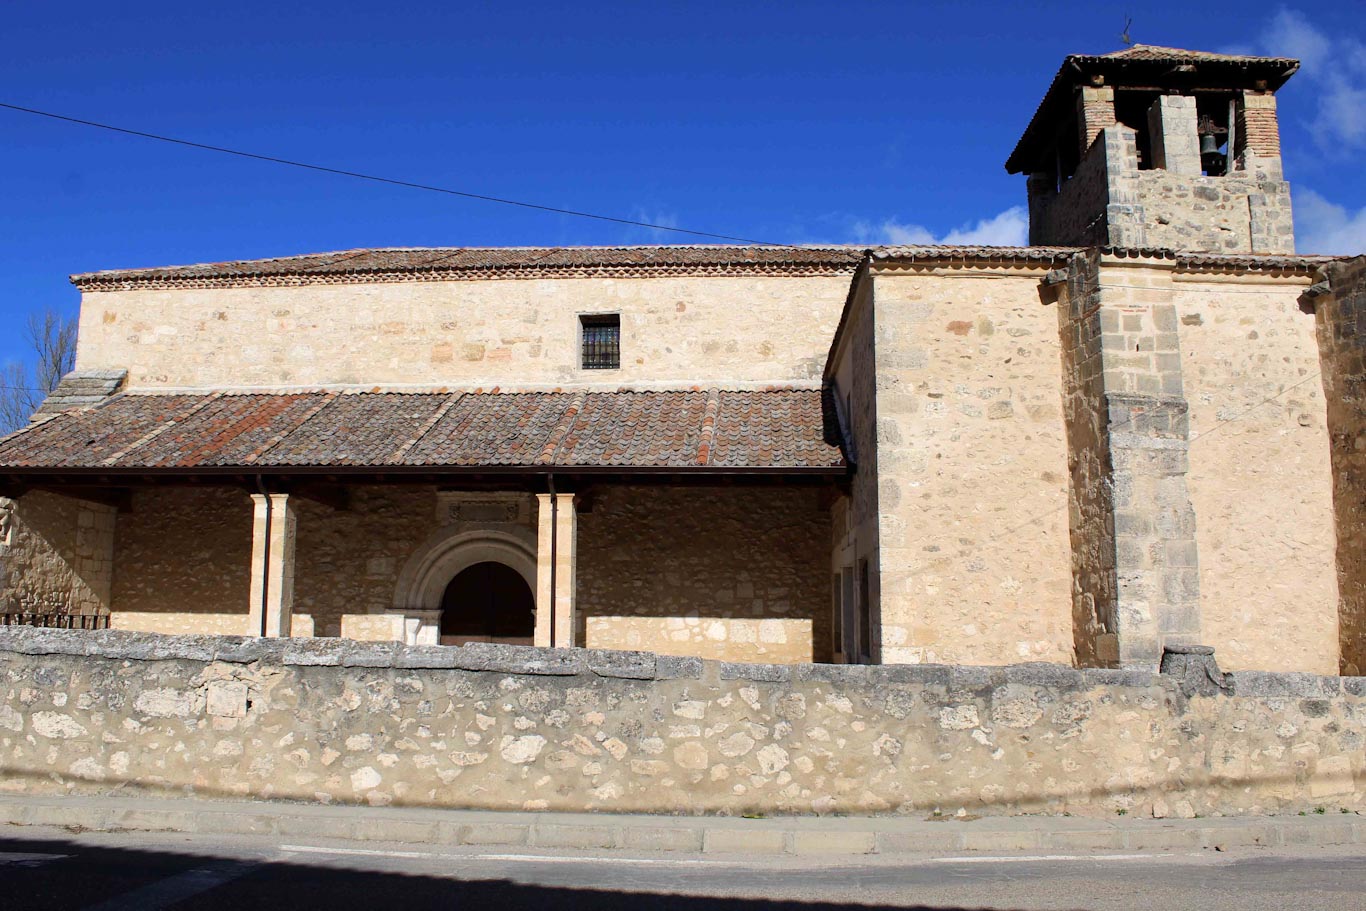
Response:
[1029,130,1113,248]
[0,628,1361,818]
[1054,253,1118,666]
[1312,257,1366,675]
[1136,171,1294,255]
[113,487,254,623]
[0,492,112,616]
[74,274,852,390]
[576,485,831,663]
[293,487,453,636]
[826,268,880,661]
[1026,121,1294,255]
[1175,275,1338,674]
[861,265,1074,666]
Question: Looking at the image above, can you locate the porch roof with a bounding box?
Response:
[0,388,845,476]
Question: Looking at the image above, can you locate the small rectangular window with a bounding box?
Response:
[580,314,620,370]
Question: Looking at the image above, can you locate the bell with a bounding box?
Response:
[1200,131,1226,175]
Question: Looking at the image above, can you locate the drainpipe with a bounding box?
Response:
[255,475,271,638]
[547,472,557,647]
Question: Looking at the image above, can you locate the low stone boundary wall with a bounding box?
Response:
[0,628,1361,818]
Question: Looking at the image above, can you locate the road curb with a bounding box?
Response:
[1,794,1361,856]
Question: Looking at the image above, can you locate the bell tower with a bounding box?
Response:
[1006,46,1300,254]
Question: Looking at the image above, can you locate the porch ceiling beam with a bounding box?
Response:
[281,483,351,512]
[27,485,133,513]
[0,479,30,500]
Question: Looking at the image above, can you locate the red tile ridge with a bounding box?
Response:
[244,392,339,465]
[387,393,464,465]
[536,391,588,466]
[695,388,722,467]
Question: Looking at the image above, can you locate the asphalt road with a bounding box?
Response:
[3,824,1364,911]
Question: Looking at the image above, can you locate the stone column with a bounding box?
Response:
[1304,256,1366,675]
[1099,125,1147,249]
[71,502,117,617]
[534,492,577,648]
[248,493,295,638]
[1236,91,1283,177]
[1050,251,1201,669]
[1146,95,1201,176]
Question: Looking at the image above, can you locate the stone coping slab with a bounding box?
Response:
[0,793,1361,856]
[2,627,1363,696]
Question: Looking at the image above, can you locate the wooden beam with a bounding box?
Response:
[283,483,351,512]
[30,486,133,513]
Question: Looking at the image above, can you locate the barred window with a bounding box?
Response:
[580,314,620,370]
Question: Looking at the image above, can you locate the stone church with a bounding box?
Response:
[2,46,1363,676]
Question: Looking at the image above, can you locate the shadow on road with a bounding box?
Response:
[0,831,1075,911]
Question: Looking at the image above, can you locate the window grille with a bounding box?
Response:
[580,314,620,370]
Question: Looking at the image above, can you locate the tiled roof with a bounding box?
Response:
[71,245,864,290]
[1094,45,1299,65]
[0,389,844,474]
[1107,248,1339,274]
[870,245,1079,263]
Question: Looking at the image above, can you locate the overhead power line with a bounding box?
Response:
[0,101,788,247]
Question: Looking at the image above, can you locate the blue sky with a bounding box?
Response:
[2,1,1363,370]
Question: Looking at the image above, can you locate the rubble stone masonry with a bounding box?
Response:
[73,274,852,390]
[1029,123,1293,255]
[1177,275,1337,674]
[1311,258,1366,674]
[861,265,1074,666]
[0,628,1361,818]
[576,485,831,663]
[1,492,113,616]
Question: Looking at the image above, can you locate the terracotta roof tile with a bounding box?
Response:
[0,389,845,474]
[1096,45,1299,65]
[557,391,710,467]
[399,393,571,467]
[268,393,449,466]
[0,395,202,468]
[128,393,330,467]
[71,245,864,289]
[870,245,1078,263]
[710,390,834,469]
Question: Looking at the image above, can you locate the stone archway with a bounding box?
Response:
[391,527,538,645]
[439,561,536,645]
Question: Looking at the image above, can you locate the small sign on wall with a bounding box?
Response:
[435,492,531,528]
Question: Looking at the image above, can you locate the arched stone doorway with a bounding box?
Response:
[439,561,535,645]
[391,526,539,645]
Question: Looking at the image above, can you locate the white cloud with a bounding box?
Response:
[1259,10,1366,153]
[1295,188,1366,255]
[1268,9,1330,70]
[849,206,1029,247]
[627,208,682,243]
